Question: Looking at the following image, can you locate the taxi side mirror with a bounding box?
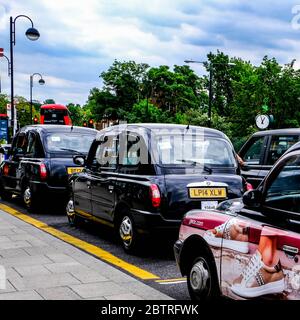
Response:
[242,189,262,208]
[241,164,251,171]
[73,155,86,166]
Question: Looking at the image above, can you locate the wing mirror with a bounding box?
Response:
[73,155,86,166]
[242,189,262,208]
[241,164,251,171]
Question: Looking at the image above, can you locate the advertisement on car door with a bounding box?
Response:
[202,217,300,299]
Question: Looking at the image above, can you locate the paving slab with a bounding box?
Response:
[0,208,171,300]
[36,286,82,300]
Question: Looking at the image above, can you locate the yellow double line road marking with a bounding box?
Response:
[0,203,159,281]
[155,277,186,285]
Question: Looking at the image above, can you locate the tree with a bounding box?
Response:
[147,65,206,113]
[85,88,119,121]
[66,103,83,126]
[126,99,172,123]
[101,60,150,114]
[0,94,9,114]
[15,96,36,128]
[43,99,56,105]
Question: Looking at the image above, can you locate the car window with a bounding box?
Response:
[12,132,28,157]
[94,135,118,171]
[155,134,236,167]
[243,136,265,165]
[45,133,94,154]
[265,155,300,214]
[26,132,44,158]
[118,132,154,175]
[266,135,299,165]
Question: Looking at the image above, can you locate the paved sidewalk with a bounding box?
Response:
[0,209,172,300]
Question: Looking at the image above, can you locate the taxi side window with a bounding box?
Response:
[118,132,154,175]
[265,155,300,214]
[243,137,265,165]
[94,135,118,171]
[266,135,299,165]
[12,133,28,158]
[26,132,44,158]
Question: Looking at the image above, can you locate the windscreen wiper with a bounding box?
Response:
[58,148,85,155]
[176,159,212,174]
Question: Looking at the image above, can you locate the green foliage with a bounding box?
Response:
[0,94,9,114]
[126,99,172,123]
[66,103,83,126]
[43,99,55,105]
[15,96,37,128]
[62,54,300,150]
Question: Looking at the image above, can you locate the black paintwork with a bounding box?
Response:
[0,125,97,205]
[175,147,300,280]
[70,123,245,235]
[239,128,300,188]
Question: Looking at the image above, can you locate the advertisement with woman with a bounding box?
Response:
[204,217,300,299]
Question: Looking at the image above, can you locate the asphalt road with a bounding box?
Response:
[1,196,190,300]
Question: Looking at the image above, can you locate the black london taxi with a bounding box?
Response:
[67,123,248,253]
[239,128,300,188]
[0,125,97,210]
[174,141,300,301]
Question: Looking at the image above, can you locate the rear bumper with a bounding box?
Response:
[130,209,181,235]
[30,181,68,199]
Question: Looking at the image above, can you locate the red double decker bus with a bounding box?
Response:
[40,104,72,125]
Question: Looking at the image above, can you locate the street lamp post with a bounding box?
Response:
[10,15,40,137]
[0,53,11,93]
[30,73,45,124]
[184,59,235,128]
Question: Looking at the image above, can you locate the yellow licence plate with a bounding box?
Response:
[189,187,227,199]
[67,167,84,175]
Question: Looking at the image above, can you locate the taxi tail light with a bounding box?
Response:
[3,164,9,176]
[246,182,253,191]
[182,216,190,226]
[39,163,47,180]
[150,184,161,208]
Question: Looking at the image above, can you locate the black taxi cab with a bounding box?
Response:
[67,124,248,253]
[0,125,97,210]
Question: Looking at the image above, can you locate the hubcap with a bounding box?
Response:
[119,216,133,248]
[190,258,211,294]
[23,187,31,207]
[66,199,75,224]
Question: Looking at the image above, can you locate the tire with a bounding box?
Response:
[66,198,78,227]
[117,211,140,254]
[187,254,220,301]
[23,184,38,211]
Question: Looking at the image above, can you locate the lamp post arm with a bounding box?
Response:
[2,55,11,76]
[31,73,43,80]
[11,15,34,46]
